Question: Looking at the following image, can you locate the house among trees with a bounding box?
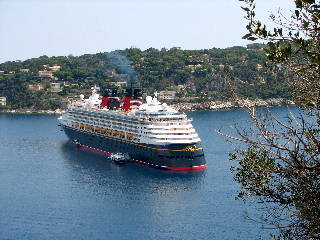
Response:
[50,82,62,92]
[63,81,71,87]
[48,65,61,72]
[109,81,127,87]
[107,69,118,76]
[241,55,249,62]
[28,84,44,91]
[0,97,6,106]
[116,74,130,81]
[158,91,176,100]
[171,84,185,93]
[218,64,225,69]
[20,69,30,73]
[38,70,54,79]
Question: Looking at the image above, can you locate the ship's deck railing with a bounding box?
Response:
[147,133,199,139]
[144,130,196,135]
[141,121,191,126]
[151,137,200,142]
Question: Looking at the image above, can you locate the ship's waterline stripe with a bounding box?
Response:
[63,125,203,152]
[163,165,207,171]
[133,159,207,171]
[75,143,207,171]
[78,144,112,156]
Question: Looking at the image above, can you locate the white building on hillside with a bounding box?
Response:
[28,84,44,91]
[158,91,176,100]
[0,97,7,106]
[50,82,63,92]
[48,65,61,71]
[38,70,54,79]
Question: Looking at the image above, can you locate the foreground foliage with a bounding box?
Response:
[230,0,320,239]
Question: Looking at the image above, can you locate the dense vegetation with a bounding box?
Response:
[229,0,320,239]
[0,44,291,110]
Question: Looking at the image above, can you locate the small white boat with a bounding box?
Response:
[110,153,130,165]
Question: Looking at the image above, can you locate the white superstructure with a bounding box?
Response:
[58,87,201,146]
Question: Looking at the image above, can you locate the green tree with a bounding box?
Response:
[228,1,320,239]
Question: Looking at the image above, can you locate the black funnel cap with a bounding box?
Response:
[112,89,118,97]
[102,88,113,97]
[133,88,142,98]
[125,88,133,97]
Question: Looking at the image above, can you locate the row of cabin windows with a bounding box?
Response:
[71,113,139,124]
[76,123,142,142]
[70,116,141,133]
[70,115,193,136]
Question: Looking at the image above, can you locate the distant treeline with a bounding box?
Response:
[0,43,291,110]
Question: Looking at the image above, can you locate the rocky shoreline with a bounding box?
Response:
[0,109,64,114]
[172,98,295,111]
[0,98,294,114]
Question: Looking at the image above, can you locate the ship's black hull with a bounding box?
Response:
[62,125,206,171]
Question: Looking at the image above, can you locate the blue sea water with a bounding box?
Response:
[0,108,295,240]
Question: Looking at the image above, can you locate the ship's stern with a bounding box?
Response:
[155,143,206,171]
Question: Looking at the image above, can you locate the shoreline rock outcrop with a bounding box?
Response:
[0,108,64,114]
[171,98,295,112]
[0,98,294,114]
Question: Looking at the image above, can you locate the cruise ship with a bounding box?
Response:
[58,86,206,171]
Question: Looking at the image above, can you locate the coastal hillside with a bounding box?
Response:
[0,44,291,110]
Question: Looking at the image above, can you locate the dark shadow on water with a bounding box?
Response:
[60,141,206,196]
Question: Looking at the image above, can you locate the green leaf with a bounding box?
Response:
[243,33,253,39]
[247,37,258,41]
[295,0,303,8]
[241,6,250,11]
[302,0,315,4]
[303,20,310,28]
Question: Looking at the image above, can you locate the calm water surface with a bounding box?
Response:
[0,109,294,240]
